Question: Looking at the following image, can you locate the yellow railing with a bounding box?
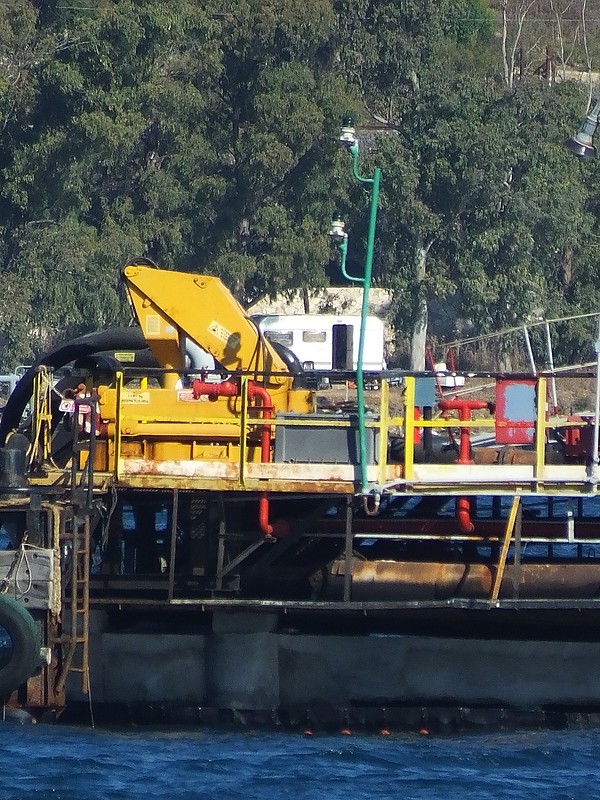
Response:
[109,371,595,493]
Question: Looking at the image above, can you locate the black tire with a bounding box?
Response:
[0,596,41,696]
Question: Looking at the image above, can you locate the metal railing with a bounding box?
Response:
[107,370,599,496]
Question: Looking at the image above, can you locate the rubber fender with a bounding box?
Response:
[0,596,41,697]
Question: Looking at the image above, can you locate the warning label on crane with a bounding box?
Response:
[114,352,136,363]
[145,315,161,336]
[121,390,150,404]
[208,321,232,343]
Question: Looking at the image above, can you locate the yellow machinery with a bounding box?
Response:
[122,264,302,392]
[90,264,314,472]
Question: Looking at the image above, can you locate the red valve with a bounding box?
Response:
[438,399,491,534]
[438,398,490,464]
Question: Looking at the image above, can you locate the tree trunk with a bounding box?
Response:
[302,287,310,314]
[410,240,428,371]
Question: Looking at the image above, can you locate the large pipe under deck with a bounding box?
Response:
[325,559,600,601]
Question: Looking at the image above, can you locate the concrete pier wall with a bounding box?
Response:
[67,611,600,710]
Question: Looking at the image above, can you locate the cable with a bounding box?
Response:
[14,546,32,596]
[87,664,95,729]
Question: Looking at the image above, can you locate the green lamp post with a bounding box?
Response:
[330,117,382,495]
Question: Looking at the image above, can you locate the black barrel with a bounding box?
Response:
[0,448,28,492]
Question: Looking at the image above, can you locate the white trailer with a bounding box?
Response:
[252,314,386,372]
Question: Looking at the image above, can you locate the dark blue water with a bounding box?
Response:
[1,725,600,800]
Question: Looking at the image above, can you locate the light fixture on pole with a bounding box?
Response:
[329,211,363,283]
[328,211,348,243]
[332,115,382,495]
[339,117,359,152]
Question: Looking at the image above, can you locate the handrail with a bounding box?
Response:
[114,371,123,480]
[105,370,600,495]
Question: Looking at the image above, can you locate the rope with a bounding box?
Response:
[0,539,49,597]
[14,547,32,596]
[0,537,27,595]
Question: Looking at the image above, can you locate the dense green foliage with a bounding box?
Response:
[0,0,599,368]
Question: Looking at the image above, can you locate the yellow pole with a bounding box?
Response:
[377,379,389,485]
[404,377,415,481]
[490,495,521,605]
[115,371,123,480]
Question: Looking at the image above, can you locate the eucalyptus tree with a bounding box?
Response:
[0,0,223,364]
[373,71,500,369]
[0,0,358,366]
[452,81,600,368]
[334,0,600,370]
[201,0,355,305]
[333,0,497,368]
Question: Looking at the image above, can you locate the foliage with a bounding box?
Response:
[0,0,599,370]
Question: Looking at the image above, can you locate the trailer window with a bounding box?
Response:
[302,330,327,343]
[264,331,293,347]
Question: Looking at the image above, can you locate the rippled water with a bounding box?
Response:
[0,724,599,800]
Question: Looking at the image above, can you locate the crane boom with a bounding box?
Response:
[123,264,291,385]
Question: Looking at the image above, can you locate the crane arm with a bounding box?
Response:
[122,264,291,383]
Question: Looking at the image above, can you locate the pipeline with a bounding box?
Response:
[325,558,600,602]
[191,378,288,538]
[439,398,491,535]
[0,327,150,447]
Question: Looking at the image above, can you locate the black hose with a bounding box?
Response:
[0,327,149,446]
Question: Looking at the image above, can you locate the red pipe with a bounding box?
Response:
[456,496,475,534]
[247,384,277,538]
[192,379,238,399]
[247,384,290,538]
[438,398,491,534]
[438,398,490,464]
[191,379,289,538]
[247,383,273,464]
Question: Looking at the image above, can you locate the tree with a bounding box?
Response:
[199,0,354,304]
[0,0,223,363]
[0,0,357,366]
[455,82,599,362]
[373,72,501,368]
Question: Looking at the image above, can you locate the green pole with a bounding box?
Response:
[332,119,382,495]
[350,153,381,493]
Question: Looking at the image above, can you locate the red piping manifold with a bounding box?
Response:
[456,496,475,534]
[191,379,289,538]
[438,398,492,535]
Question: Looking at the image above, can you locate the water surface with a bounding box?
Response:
[1,724,599,800]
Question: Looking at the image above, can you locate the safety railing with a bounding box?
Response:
[108,369,599,496]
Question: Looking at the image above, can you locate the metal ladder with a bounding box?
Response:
[55,511,91,695]
[54,400,98,695]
